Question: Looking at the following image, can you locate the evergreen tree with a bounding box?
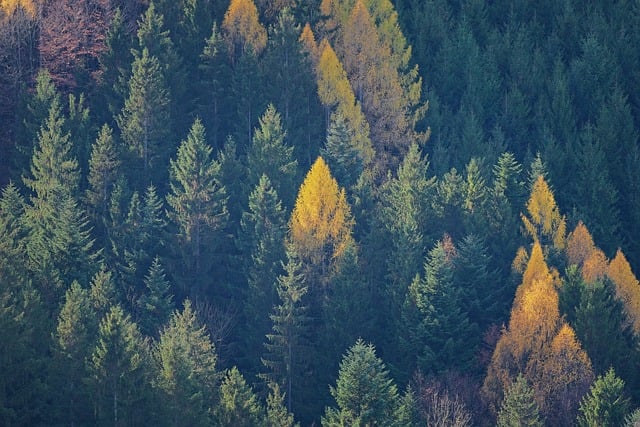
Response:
[138,256,174,337]
[266,382,298,427]
[402,237,478,375]
[247,104,298,208]
[578,368,630,427]
[321,112,362,189]
[155,300,218,426]
[88,305,151,426]
[167,118,228,297]
[215,367,265,426]
[117,48,171,188]
[262,246,310,415]
[240,174,287,375]
[53,280,97,425]
[86,124,121,244]
[497,374,544,427]
[322,339,405,426]
[89,266,119,320]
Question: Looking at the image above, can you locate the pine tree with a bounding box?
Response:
[138,256,174,337]
[167,118,228,297]
[578,368,630,427]
[53,280,97,425]
[215,367,265,426]
[117,48,171,188]
[89,266,119,320]
[403,238,478,375]
[240,174,287,375]
[265,383,298,427]
[247,104,298,207]
[88,305,151,426]
[86,124,120,243]
[322,339,404,426]
[497,374,543,427]
[155,300,218,426]
[262,246,310,414]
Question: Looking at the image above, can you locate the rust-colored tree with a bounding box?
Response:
[483,242,594,424]
[221,0,267,62]
[39,0,113,91]
[607,249,640,334]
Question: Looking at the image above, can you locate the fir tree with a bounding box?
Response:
[138,256,174,337]
[167,118,228,297]
[497,374,544,427]
[578,368,630,427]
[215,367,265,426]
[155,300,218,426]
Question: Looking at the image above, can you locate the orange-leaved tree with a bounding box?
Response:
[521,176,566,252]
[607,249,640,334]
[483,242,593,425]
[221,0,267,61]
[289,156,354,285]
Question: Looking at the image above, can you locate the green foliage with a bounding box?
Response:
[322,339,405,427]
[497,374,543,427]
[155,300,218,426]
[216,366,265,426]
[138,256,174,337]
[88,305,151,426]
[578,368,630,427]
[117,48,171,186]
[167,118,228,297]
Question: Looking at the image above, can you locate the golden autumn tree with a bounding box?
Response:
[607,249,640,334]
[221,0,267,61]
[566,221,597,268]
[483,242,594,424]
[521,176,566,251]
[0,0,37,17]
[315,40,375,170]
[289,156,354,285]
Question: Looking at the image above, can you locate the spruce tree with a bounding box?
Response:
[497,374,544,427]
[262,246,310,415]
[322,339,405,426]
[155,300,218,426]
[167,118,228,297]
[117,48,171,188]
[578,368,630,427]
[240,174,287,375]
[138,256,174,337]
[215,367,265,426]
[88,305,151,426]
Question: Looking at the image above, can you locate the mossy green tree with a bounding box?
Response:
[578,368,630,427]
[497,374,543,427]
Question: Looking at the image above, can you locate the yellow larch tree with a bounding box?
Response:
[581,248,609,284]
[566,221,596,268]
[221,0,267,61]
[289,156,354,279]
[607,249,640,334]
[521,175,566,251]
[0,0,37,17]
[299,22,319,63]
[483,242,593,424]
[315,40,375,169]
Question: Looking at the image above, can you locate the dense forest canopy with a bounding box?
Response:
[1,0,640,425]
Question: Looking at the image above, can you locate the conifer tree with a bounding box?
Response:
[155,300,218,426]
[521,175,566,252]
[322,339,405,426]
[88,305,151,426]
[578,368,630,427]
[222,0,268,62]
[86,124,120,242]
[321,112,362,189]
[89,266,119,320]
[215,367,265,426]
[266,382,298,427]
[247,104,298,207]
[607,249,640,334]
[54,280,97,425]
[403,237,477,375]
[240,174,287,375]
[117,48,171,187]
[497,374,543,427]
[262,246,310,414]
[138,256,174,337]
[167,118,228,297]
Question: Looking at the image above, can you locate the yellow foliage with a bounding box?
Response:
[566,221,596,267]
[521,176,566,250]
[581,248,608,284]
[512,246,529,274]
[222,0,267,59]
[289,157,354,269]
[607,250,640,334]
[1,0,37,17]
[299,23,318,64]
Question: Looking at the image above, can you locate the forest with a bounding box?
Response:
[1,0,640,425]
